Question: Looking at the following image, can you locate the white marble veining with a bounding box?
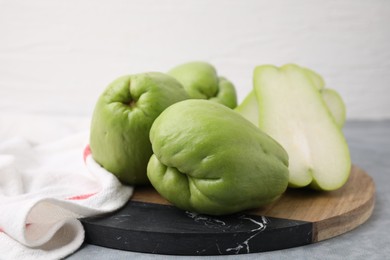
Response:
[186,211,228,229]
[225,216,268,254]
[186,211,269,254]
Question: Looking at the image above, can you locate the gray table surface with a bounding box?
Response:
[68,120,390,260]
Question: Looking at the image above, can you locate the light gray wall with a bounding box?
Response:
[1,0,389,120]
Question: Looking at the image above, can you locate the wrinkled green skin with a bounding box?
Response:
[90,72,189,185]
[147,100,289,215]
[168,62,237,109]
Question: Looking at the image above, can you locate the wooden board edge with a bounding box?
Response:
[312,193,375,242]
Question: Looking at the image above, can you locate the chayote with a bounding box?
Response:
[90,72,189,185]
[168,61,237,108]
[147,99,289,215]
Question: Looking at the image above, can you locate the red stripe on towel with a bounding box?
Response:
[1,224,32,232]
[66,193,96,200]
[83,145,91,162]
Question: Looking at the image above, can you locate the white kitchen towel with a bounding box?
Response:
[0,133,133,260]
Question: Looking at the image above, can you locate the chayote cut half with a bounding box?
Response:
[236,67,346,129]
[168,61,237,108]
[253,64,350,190]
[147,99,289,215]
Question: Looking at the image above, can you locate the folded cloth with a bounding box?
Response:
[0,132,133,260]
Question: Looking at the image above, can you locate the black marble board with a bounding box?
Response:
[82,201,312,255]
[81,165,375,255]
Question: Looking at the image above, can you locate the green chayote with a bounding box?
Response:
[147,99,289,215]
[90,72,189,185]
[168,61,237,108]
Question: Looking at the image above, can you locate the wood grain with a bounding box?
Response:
[131,165,375,242]
[249,165,375,241]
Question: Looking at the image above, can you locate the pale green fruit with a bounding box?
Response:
[90,72,189,185]
[321,88,346,128]
[236,89,347,130]
[303,68,346,128]
[253,64,351,190]
[303,68,325,90]
[235,90,258,127]
[168,61,237,108]
[147,99,289,215]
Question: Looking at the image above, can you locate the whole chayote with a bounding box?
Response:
[90,72,189,185]
[147,99,289,215]
[168,61,237,108]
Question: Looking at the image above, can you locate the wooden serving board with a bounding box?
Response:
[81,165,375,255]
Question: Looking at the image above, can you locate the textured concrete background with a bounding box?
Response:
[0,0,389,119]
